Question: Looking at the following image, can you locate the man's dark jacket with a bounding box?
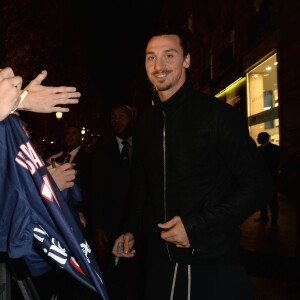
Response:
[91,137,132,240]
[70,147,93,216]
[125,81,275,265]
[57,146,92,224]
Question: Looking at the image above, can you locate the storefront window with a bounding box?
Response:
[215,77,246,115]
[247,53,279,145]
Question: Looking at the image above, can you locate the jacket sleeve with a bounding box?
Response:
[182,105,275,244]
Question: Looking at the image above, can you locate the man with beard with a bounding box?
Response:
[112,29,275,300]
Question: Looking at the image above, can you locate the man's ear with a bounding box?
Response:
[184,53,191,69]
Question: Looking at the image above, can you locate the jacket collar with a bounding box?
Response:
[153,80,192,111]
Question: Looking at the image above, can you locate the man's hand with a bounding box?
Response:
[0,67,22,121]
[112,233,136,258]
[47,162,76,191]
[158,216,190,248]
[18,70,80,113]
[45,151,64,166]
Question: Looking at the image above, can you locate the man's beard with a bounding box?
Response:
[155,81,172,92]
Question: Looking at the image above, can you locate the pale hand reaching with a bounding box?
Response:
[18,70,80,113]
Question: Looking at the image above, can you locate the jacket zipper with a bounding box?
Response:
[163,111,172,261]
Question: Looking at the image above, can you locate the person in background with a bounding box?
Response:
[47,124,93,233]
[91,104,143,300]
[0,67,80,122]
[112,29,274,300]
[254,131,281,226]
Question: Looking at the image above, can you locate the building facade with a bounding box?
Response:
[154,0,300,162]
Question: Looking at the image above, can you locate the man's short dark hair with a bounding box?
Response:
[146,27,191,56]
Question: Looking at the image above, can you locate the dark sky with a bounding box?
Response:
[65,0,164,120]
[73,0,164,107]
[76,1,164,129]
[1,0,164,138]
[2,0,164,103]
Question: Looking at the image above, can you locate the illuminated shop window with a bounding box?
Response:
[215,77,247,117]
[247,53,279,145]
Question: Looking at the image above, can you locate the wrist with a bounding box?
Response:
[13,89,29,112]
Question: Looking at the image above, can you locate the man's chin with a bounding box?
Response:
[155,83,171,92]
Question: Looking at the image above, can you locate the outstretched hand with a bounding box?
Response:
[18,70,80,113]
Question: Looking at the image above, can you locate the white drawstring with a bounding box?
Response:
[170,263,191,300]
[187,264,191,300]
[170,263,178,300]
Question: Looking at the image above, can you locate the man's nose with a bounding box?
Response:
[153,57,165,70]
